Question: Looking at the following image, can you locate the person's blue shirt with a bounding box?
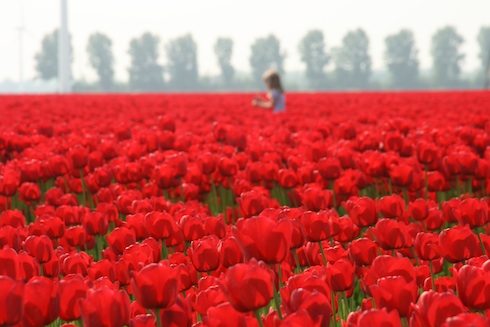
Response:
[270,88,286,113]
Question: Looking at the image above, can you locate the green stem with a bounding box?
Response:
[429,260,436,291]
[402,187,409,208]
[318,241,327,265]
[477,230,487,256]
[254,310,265,327]
[156,308,162,327]
[79,169,86,207]
[277,264,283,289]
[161,240,168,260]
[293,249,302,273]
[424,165,429,201]
[209,175,219,215]
[272,282,283,320]
[331,291,337,327]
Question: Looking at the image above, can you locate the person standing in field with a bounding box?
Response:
[251,69,286,113]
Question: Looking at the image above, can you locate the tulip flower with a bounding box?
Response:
[221,259,273,312]
[0,276,24,326]
[80,286,130,327]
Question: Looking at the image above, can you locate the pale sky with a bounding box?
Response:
[0,0,489,83]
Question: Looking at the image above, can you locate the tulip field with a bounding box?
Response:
[1,91,490,327]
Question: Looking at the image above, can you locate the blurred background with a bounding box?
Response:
[1,0,489,93]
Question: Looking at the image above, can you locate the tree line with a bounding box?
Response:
[34,26,490,92]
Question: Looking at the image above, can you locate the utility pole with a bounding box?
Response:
[485,48,490,90]
[18,0,25,93]
[58,0,71,93]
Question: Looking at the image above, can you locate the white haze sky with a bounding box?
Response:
[0,0,489,82]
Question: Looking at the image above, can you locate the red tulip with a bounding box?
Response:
[389,163,414,187]
[344,196,378,227]
[203,302,251,327]
[156,294,193,327]
[0,174,19,197]
[218,157,238,177]
[179,214,205,242]
[0,248,20,280]
[300,209,339,242]
[106,227,137,255]
[61,251,92,276]
[130,314,155,327]
[438,225,482,263]
[377,194,405,218]
[410,290,465,327]
[131,262,180,309]
[414,232,441,260]
[189,235,221,272]
[349,237,379,266]
[24,234,53,263]
[301,185,333,211]
[278,169,298,189]
[333,215,360,243]
[0,209,26,228]
[0,276,24,326]
[427,171,447,192]
[88,259,116,282]
[18,251,39,281]
[455,262,490,310]
[219,235,243,268]
[0,225,24,252]
[194,285,228,315]
[318,157,342,180]
[372,219,412,250]
[123,243,155,272]
[144,211,178,240]
[68,145,89,169]
[152,164,177,189]
[22,276,59,327]
[408,199,431,221]
[59,274,89,321]
[328,258,355,292]
[363,255,416,293]
[233,215,292,264]
[80,286,130,327]
[370,276,418,317]
[19,182,41,203]
[82,211,108,236]
[221,259,273,312]
[237,189,270,218]
[346,308,402,327]
[416,141,439,165]
[289,288,332,327]
[453,198,488,228]
[440,312,490,327]
[281,269,331,311]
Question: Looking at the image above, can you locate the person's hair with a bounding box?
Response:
[262,69,284,93]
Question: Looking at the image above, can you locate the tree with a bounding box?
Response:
[214,37,235,85]
[166,34,199,90]
[384,29,419,89]
[333,29,372,89]
[249,35,285,87]
[87,32,115,91]
[430,26,465,87]
[34,29,59,80]
[298,30,329,89]
[128,32,164,91]
[477,26,490,87]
